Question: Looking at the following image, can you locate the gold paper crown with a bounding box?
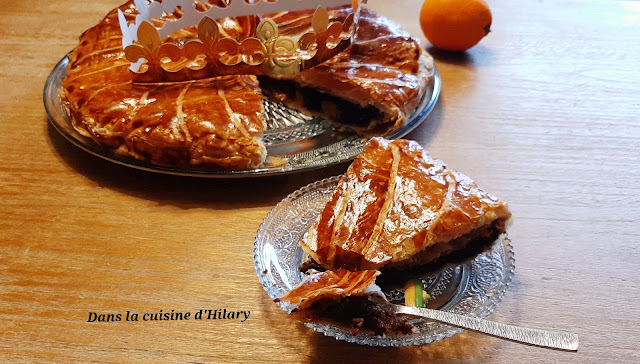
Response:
[118,0,362,82]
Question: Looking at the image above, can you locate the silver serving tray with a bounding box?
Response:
[44,55,440,177]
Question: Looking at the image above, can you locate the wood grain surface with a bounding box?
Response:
[1,0,639,362]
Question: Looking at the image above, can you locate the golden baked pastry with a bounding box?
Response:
[61,2,267,170]
[60,2,432,170]
[300,137,512,271]
[277,269,414,335]
[259,10,433,135]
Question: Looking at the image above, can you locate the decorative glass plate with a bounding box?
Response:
[43,55,440,178]
[254,176,515,346]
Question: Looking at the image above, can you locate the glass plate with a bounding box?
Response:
[43,55,441,178]
[254,176,515,346]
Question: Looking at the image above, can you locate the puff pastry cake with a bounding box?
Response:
[300,137,512,271]
[60,1,433,170]
[277,269,414,335]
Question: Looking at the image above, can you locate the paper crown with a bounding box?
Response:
[118,0,363,82]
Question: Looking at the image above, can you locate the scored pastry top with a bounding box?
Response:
[300,138,512,270]
[60,1,433,170]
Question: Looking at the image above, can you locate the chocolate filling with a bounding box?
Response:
[387,218,507,271]
[257,76,385,127]
[300,218,508,284]
[300,296,413,336]
[376,218,508,286]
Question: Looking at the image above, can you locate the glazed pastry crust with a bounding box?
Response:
[60,2,432,170]
[300,138,512,271]
[61,2,266,170]
[278,269,414,335]
[279,269,381,310]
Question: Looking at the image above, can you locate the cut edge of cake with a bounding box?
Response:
[277,269,415,336]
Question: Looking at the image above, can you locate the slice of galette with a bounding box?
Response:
[300,137,512,271]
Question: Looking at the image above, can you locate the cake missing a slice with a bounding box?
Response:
[60,2,434,170]
[277,269,414,336]
[300,137,512,272]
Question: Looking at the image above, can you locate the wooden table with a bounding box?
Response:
[1,0,639,362]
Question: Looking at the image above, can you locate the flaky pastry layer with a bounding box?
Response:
[300,138,512,271]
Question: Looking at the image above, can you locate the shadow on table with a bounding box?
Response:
[406,96,443,148]
[307,329,499,363]
[427,44,498,68]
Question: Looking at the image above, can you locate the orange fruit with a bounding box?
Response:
[419,0,492,52]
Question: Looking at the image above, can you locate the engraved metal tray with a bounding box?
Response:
[254,176,515,346]
[44,55,440,177]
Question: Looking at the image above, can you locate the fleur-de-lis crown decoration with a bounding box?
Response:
[118,0,363,82]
